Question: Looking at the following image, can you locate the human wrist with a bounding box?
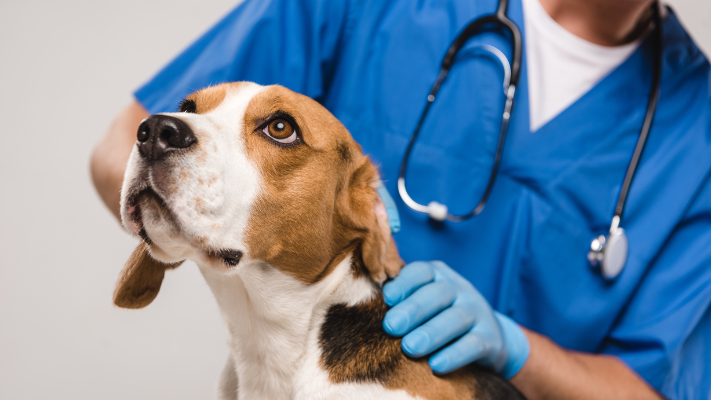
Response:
[494,312,530,379]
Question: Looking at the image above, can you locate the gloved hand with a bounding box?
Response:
[382,261,529,378]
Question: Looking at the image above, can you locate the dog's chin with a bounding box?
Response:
[143,233,245,271]
[139,221,193,265]
[124,187,245,269]
[123,188,181,252]
[123,187,163,235]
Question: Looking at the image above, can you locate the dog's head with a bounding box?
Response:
[115,82,402,309]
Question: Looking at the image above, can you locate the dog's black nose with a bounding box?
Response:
[136,115,197,162]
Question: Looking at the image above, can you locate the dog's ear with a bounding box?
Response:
[340,158,404,283]
[113,242,184,309]
[370,193,403,281]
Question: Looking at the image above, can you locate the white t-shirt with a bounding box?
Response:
[522,0,643,132]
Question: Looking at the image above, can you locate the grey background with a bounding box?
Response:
[0,1,708,399]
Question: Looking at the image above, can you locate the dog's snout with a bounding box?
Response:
[137,115,197,162]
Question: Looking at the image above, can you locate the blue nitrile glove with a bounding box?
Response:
[382,261,529,378]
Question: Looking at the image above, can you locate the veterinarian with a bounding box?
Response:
[91,0,711,398]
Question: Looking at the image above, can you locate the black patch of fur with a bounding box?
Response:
[319,296,403,383]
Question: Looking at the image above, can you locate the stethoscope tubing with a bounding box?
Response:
[613,2,664,227]
[397,0,663,280]
[398,0,522,222]
[398,0,662,227]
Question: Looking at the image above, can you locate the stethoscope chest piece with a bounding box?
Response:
[588,227,629,280]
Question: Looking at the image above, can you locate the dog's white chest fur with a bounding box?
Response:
[199,256,420,400]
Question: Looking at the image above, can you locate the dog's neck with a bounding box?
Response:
[198,253,376,400]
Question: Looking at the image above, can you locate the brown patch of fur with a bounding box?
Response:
[240,85,402,284]
[195,197,206,212]
[113,242,183,309]
[387,361,484,400]
[185,82,253,114]
[185,86,225,114]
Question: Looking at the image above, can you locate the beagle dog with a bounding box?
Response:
[115,82,525,400]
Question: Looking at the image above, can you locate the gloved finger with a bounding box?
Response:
[428,333,489,374]
[431,261,479,292]
[382,261,436,306]
[383,281,456,336]
[400,305,475,358]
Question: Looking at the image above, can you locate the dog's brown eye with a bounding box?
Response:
[263,119,297,144]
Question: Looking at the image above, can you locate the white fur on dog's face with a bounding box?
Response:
[120,83,265,269]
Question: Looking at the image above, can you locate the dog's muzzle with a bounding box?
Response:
[136,115,197,162]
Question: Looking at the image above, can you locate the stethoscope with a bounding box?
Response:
[398,0,663,280]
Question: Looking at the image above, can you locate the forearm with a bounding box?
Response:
[510,328,662,400]
[90,101,148,220]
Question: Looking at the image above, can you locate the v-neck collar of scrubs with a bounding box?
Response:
[503,4,688,197]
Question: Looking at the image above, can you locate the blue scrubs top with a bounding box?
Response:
[134,0,711,397]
